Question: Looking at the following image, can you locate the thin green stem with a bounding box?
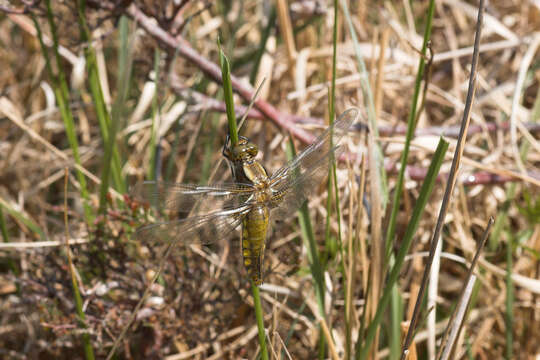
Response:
[99,15,132,214]
[64,171,95,360]
[505,234,514,360]
[390,274,402,357]
[327,0,343,265]
[252,282,269,360]
[147,48,161,180]
[0,206,18,274]
[324,1,342,357]
[0,207,9,243]
[328,0,338,125]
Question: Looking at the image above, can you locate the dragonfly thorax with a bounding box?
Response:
[242,161,269,186]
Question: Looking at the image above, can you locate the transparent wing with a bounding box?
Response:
[131,181,256,215]
[269,108,360,220]
[135,205,250,246]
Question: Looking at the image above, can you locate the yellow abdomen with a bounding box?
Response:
[242,205,269,285]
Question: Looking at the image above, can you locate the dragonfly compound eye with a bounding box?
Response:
[228,142,258,161]
[246,143,258,157]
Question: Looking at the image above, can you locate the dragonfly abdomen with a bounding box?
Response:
[241,204,269,285]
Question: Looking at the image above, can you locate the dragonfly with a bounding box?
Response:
[134,108,360,286]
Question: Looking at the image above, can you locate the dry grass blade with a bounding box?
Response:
[276,0,297,71]
[345,154,365,359]
[319,316,340,360]
[438,274,476,360]
[436,217,494,360]
[365,122,383,358]
[0,238,89,249]
[400,0,486,357]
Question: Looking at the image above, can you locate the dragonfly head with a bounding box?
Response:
[223,136,258,162]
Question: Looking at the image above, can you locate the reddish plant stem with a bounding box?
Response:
[176,84,540,138]
[405,166,540,186]
[381,122,540,138]
[126,4,316,145]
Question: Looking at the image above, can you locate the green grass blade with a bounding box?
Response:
[390,276,403,358]
[218,41,238,146]
[505,233,514,360]
[98,15,133,214]
[328,0,338,125]
[69,260,94,360]
[286,133,330,354]
[355,137,449,360]
[383,0,436,261]
[111,15,132,182]
[325,1,342,356]
[0,206,10,243]
[34,4,93,224]
[376,1,436,355]
[327,0,344,266]
[297,195,326,314]
[0,199,45,240]
[75,0,126,201]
